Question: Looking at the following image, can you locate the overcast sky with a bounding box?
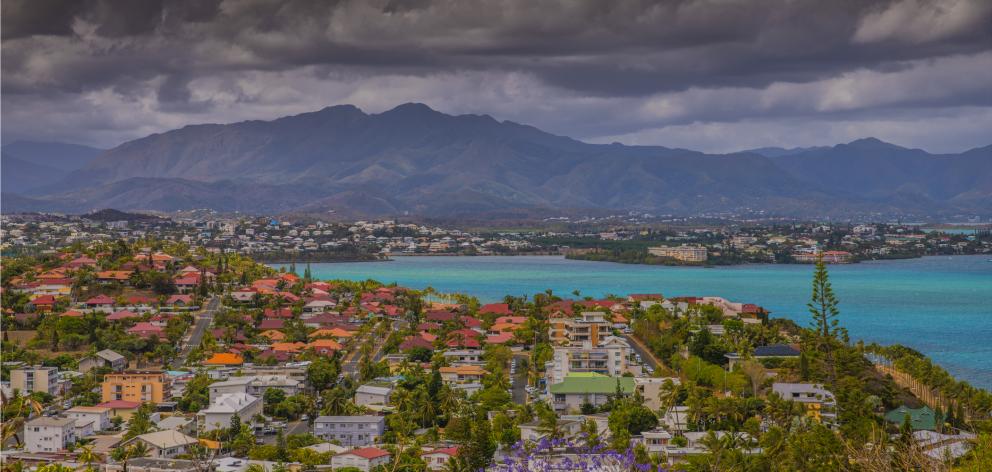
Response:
[3,0,991,153]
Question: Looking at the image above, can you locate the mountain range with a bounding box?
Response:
[2,103,990,218]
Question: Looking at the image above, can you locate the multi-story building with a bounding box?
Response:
[772,383,837,426]
[792,250,853,264]
[441,349,484,364]
[102,371,169,403]
[546,336,632,386]
[199,393,262,432]
[10,366,60,396]
[65,406,113,432]
[313,416,385,447]
[438,365,488,384]
[648,245,708,262]
[550,311,612,347]
[24,417,76,453]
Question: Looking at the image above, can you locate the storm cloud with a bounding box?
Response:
[2,0,991,152]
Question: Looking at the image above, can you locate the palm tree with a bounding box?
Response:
[658,379,681,434]
[77,445,100,471]
[442,455,472,472]
[536,410,564,440]
[111,441,149,472]
[487,367,511,391]
[2,418,25,448]
[438,386,462,419]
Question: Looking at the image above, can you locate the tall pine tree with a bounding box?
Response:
[808,253,842,385]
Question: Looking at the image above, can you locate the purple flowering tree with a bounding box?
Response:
[494,434,669,472]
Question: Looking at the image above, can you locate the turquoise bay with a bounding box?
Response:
[274,255,992,389]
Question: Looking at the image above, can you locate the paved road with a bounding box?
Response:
[173,296,220,369]
[624,334,663,372]
[258,420,310,444]
[342,319,398,376]
[511,353,530,404]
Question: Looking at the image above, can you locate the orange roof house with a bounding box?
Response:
[37,269,69,280]
[439,365,488,383]
[308,327,354,340]
[150,253,174,262]
[308,339,343,355]
[270,342,307,354]
[203,352,244,366]
[259,330,287,342]
[488,322,519,333]
[96,270,133,282]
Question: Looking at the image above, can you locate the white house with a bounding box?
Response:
[65,405,112,432]
[355,384,393,406]
[122,430,199,458]
[24,417,76,453]
[199,393,262,432]
[422,447,460,471]
[330,447,392,472]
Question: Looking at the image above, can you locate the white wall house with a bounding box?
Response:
[199,393,262,432]
[24,417,76,453]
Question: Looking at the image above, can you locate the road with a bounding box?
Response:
[258,420,310,444]
[342,319,399,376]
[173,296,220,369]
[624,334,664,372]
[511,353,530,404]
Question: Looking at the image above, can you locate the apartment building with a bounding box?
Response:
[24,417,76,453]
[102,371,169,403]
[313,416,385,447]
[546,337,632,386]
[549,311,612,347]
[199,393,262,432]
[10,366,60,396]
[648,245,708,262]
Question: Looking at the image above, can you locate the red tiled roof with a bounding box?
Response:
[85,294,115,305]
[258,319,285,330]
[486,333,515,345]
[345,447,391,460]
[400,336,433,351]
[425,311,457,322]
[479,303,513,316]
[31,295,57,305]
[96,400,141,409]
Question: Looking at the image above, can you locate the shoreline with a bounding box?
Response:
[267,252,987,267]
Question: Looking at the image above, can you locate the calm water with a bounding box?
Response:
[274,255,992,389]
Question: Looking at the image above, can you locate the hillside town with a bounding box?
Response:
[1,237,990,471]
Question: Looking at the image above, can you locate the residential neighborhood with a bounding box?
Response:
[1,235,989,471]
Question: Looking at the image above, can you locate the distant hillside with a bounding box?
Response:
[1,141,104,194]
[3,104,989,217]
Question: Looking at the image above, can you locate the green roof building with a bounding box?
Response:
[884,405,937,431]
[549,373,635,412]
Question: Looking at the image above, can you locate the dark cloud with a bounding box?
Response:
[2,0,991,152]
